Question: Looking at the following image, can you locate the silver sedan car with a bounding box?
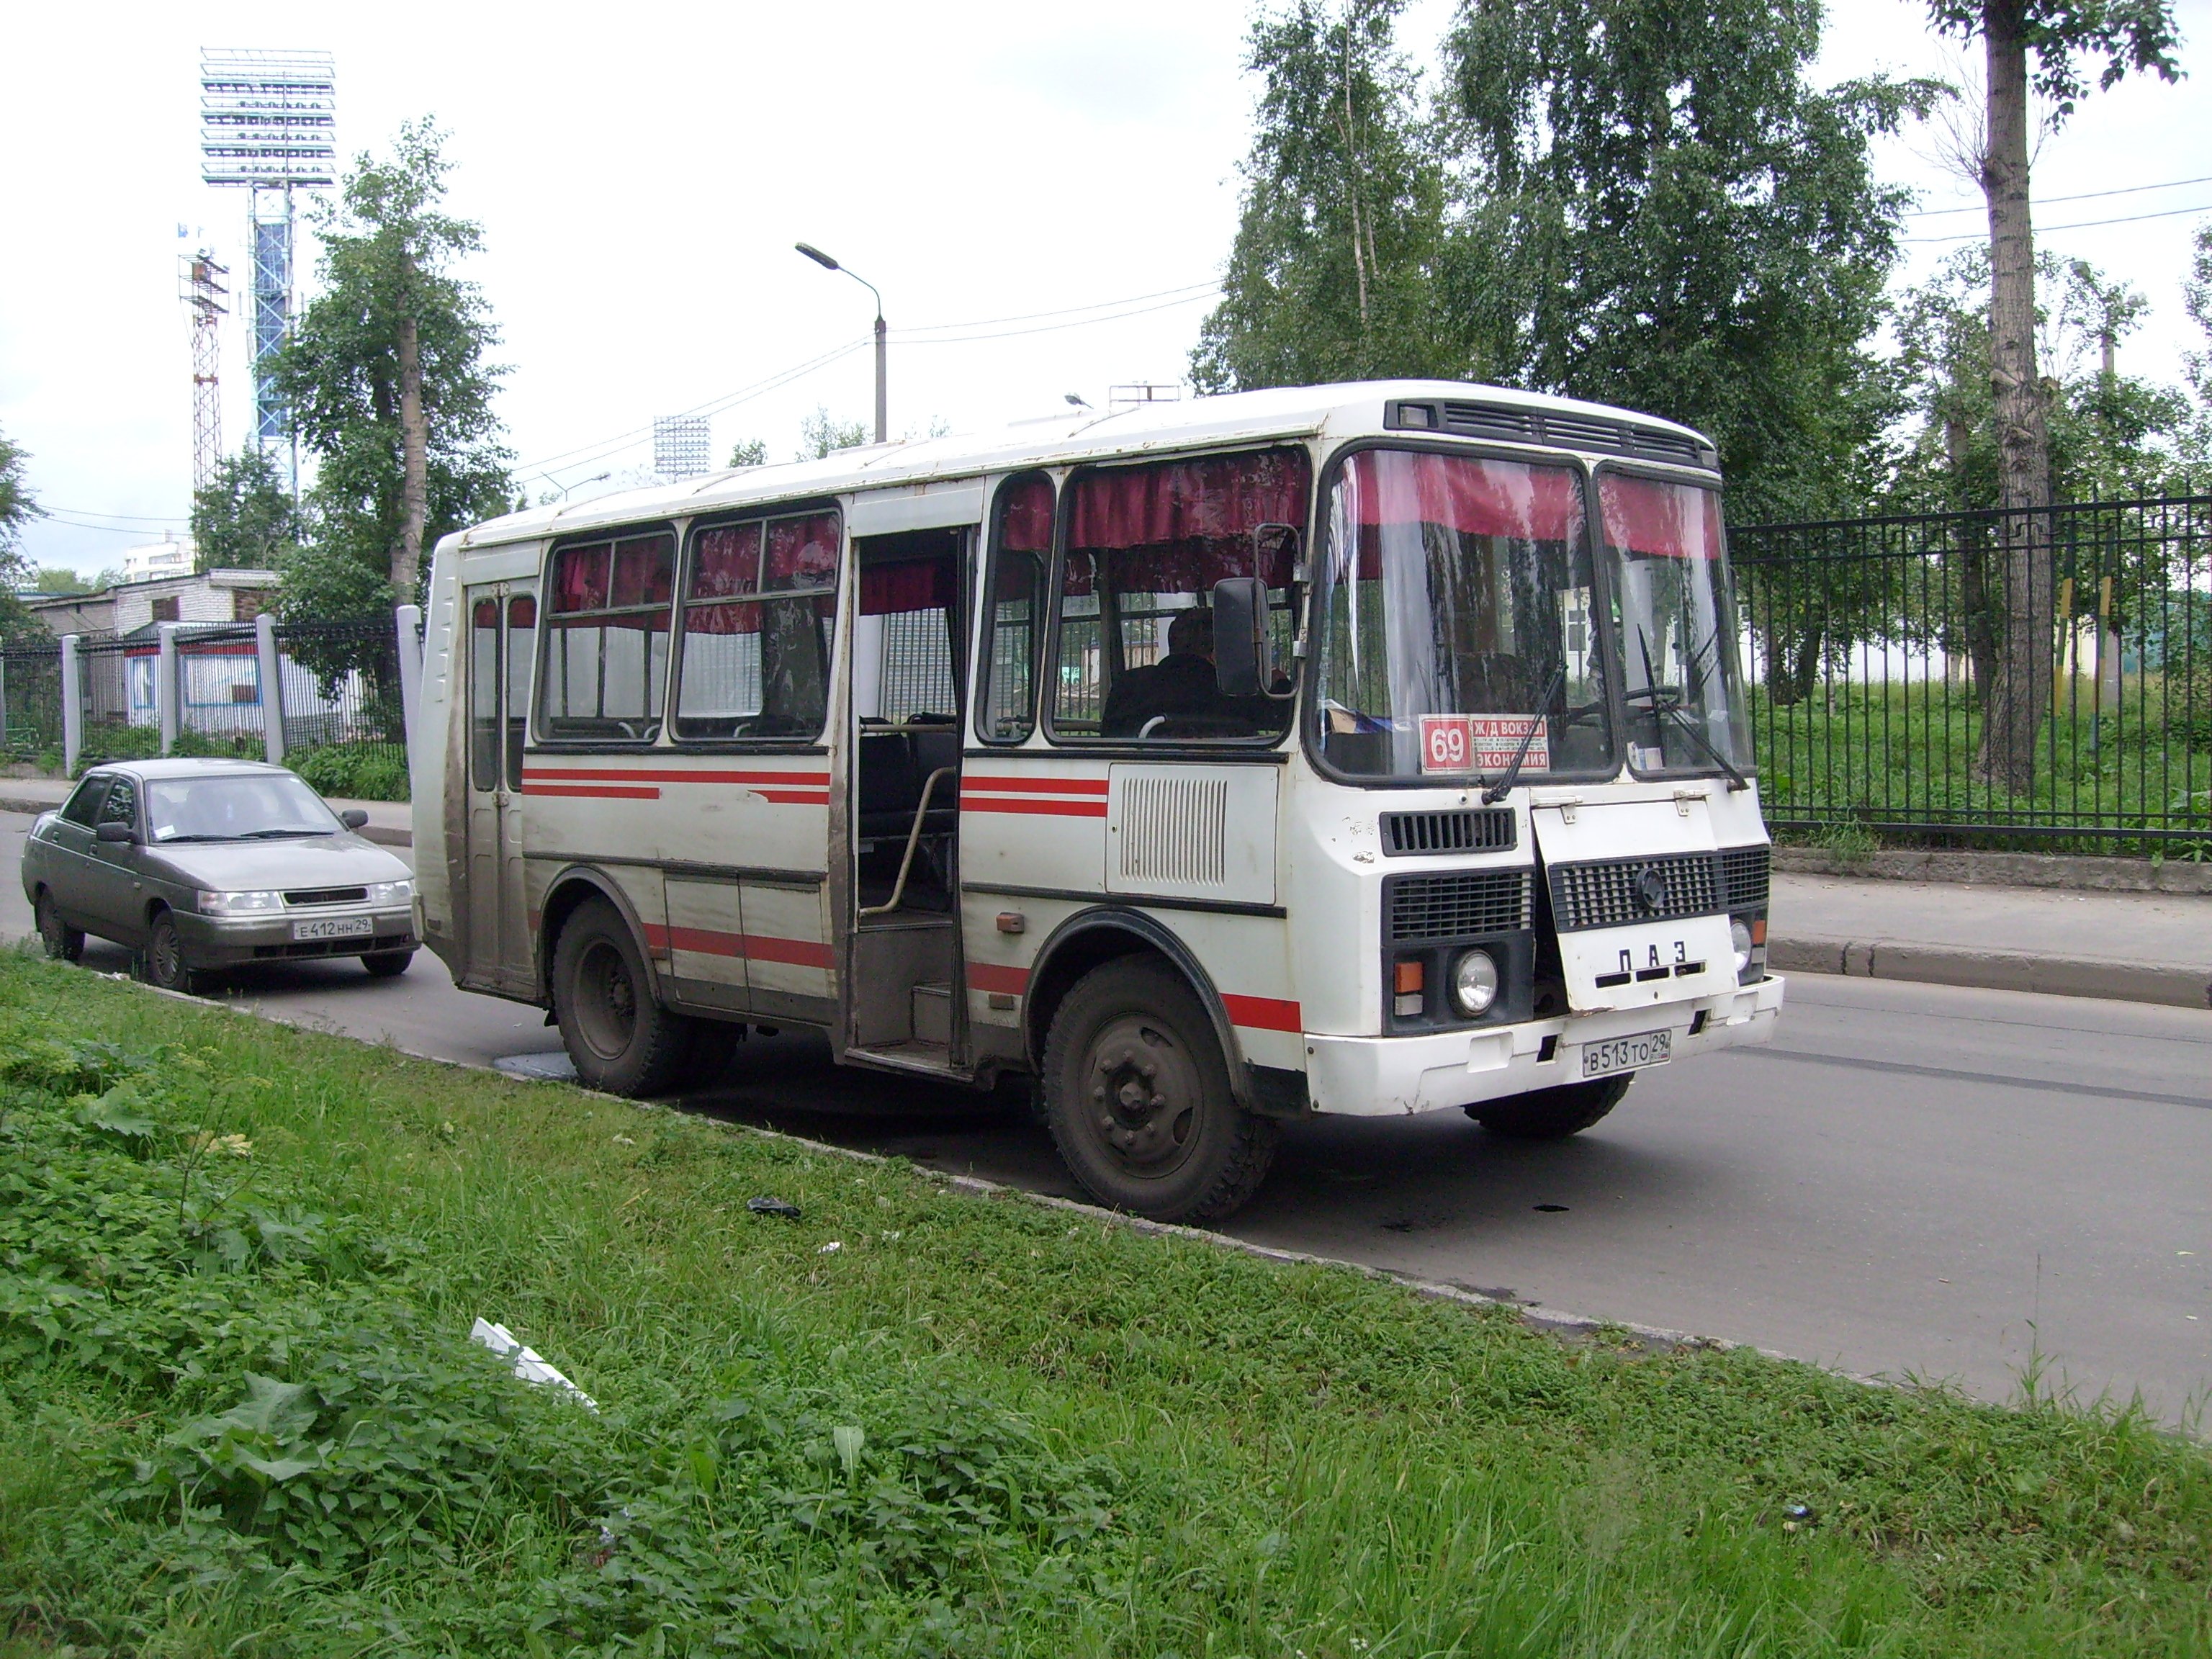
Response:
[22,758,418,994]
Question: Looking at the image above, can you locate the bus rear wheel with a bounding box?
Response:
[1468,1073,1633,1140]
[1043,957,1276,1223]
[552,898,691,1097]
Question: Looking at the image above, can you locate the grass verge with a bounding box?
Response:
[0,953,2205,1656]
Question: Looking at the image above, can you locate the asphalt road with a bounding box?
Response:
[4,808,2206,1425]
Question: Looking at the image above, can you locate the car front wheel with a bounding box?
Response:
[551,898,692,1097]
[1467,1073,1633,1140]
[143,911,214,997]
[35,891,83,963]
[361,949,415,979]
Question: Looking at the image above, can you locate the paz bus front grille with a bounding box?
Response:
[1547,845,1769,932]
[1387,870,1532,941]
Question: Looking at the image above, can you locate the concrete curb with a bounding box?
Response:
[1770,935,2212,1011]
[1773,845,2212,895]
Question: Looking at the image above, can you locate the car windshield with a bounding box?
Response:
[1597,473,1753,781]
[145,774,342,842]
[1310,448,1614,781]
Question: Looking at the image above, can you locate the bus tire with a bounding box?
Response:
[1469,1073,1633,1140]
[552,898,691,1097]
[1042,957,1276,1223]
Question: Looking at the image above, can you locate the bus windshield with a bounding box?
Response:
[1598,473,1753,782]
[1312,448,1614,782]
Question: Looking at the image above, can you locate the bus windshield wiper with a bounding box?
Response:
[1482,662,1565,804]
[1634,627,1749,791]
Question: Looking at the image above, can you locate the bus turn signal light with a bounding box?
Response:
[1393,959,1424,1017]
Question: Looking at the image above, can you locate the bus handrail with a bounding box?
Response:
[857,766,958,919]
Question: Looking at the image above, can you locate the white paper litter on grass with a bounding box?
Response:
[471,1318,598,1411]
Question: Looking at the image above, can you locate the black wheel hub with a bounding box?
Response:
[1082,1018,1202,1179]
[573,939,637,1060]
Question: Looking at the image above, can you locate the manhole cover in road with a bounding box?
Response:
[495,1051,577,1082]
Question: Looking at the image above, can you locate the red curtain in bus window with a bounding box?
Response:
[997,475,1054,553]
[765,513,839,589]
[610,534,674,607]
[860,560,953,616]
[1069,449,1310,562]
[551,542,610,613]
[1347,451,1582,539]
[693,523,762,601]
[1599,474,1723,559]
[683,601,763,637]
[507,594,537,629]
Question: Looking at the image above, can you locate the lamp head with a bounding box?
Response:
[794,242,840,271]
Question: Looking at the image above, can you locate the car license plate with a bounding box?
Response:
[1581,1028,1672,1079]
[293,916,374,942]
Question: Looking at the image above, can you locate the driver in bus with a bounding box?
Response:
[1103,606,1271,737]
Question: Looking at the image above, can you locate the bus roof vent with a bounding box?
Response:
[1541,413,1627,451]
[1627,428,1709,467]
[1437,403,1538,444]
[1381,808,1516,857]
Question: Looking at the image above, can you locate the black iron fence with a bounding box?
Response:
[1732,495,2212,850]
[271,619,410,799]
[0,642,63,762]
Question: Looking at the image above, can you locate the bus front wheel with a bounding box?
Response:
[1468,1073,1633,1140]
[1043,957,1277,1223]
[552,898,691,1097]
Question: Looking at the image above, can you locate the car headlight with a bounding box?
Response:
[1450,948,1500,1016]
[367,879,415,906]
[198,889,282,915]
[1730,919,1754,976]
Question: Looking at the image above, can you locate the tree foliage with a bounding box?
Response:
[1191,0,1448,392]
[1924,0,2181,114]
[189,447,305,574]
[797,408,871,460]
[0,426,40,582]
[1195,1,1928,523]
[275,120,511,617]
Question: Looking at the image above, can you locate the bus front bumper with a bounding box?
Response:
[1300,975,1786,1117]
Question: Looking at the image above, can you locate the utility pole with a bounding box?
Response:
[795,242,887,443]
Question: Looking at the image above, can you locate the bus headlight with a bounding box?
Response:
[1450,949,1500,1016]
[1730,919,1754,976]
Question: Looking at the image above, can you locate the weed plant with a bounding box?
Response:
[0,957,2205,1655]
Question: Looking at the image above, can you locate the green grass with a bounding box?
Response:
[0,953,2206,1657]
[1750,677,2212,855]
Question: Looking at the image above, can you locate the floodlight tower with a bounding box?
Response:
[199,48,336,498]
[179,251,230,492]
[653,416,713,480]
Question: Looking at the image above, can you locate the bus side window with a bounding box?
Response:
[469,597,501,788]
[537,533,675,744]
[976,472,1051,743]
[673,511,839,742]
[1048,449,1308,742]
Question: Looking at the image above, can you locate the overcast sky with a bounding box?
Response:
[6,0,2209,575]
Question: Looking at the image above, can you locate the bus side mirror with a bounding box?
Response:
[1212,576,1272,698]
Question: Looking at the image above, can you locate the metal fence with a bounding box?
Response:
[1732,495,2212,850]
[0,642,64,762]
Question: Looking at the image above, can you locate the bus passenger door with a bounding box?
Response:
[463,585,537,994]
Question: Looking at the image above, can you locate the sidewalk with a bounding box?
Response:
[3,770,2205,1010]
[0,774,413,848]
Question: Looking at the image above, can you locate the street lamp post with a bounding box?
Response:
[795,242,886,444]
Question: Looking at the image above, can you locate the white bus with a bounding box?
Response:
[414,381,1783,1220]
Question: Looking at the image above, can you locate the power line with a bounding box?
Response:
[37,516,187,536]
[1903,199,2212,244]
[894,279,1220,336]
[891,287,1222,347]
[1905,172,2212,219]
[42,506,189,524]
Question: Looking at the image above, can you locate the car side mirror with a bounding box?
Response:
[1212,575,1272,698]
[339,809,370,830]
[96,822,135,845]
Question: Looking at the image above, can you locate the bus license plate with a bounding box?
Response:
[1581,1028,1671,1079]
[293,916,374,942]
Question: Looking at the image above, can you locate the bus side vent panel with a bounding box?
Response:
[1381,808,1516,856]
[1388,871,1532,942]
[1118,774,1228,888]
[1549,854,1721,932]
[1438,403,1538,444]
[1717,845,1771,910]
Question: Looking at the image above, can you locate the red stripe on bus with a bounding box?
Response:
[755,790,830,806]
[961,797,1109,818]
[966,961,1030,994]
[1222,994,1302,1033]
[650,924,833,969]
[523,783,661,800]
[958,775,1110,796]
[521,768,830,786]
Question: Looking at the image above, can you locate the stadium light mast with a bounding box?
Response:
[200,48,336,500]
